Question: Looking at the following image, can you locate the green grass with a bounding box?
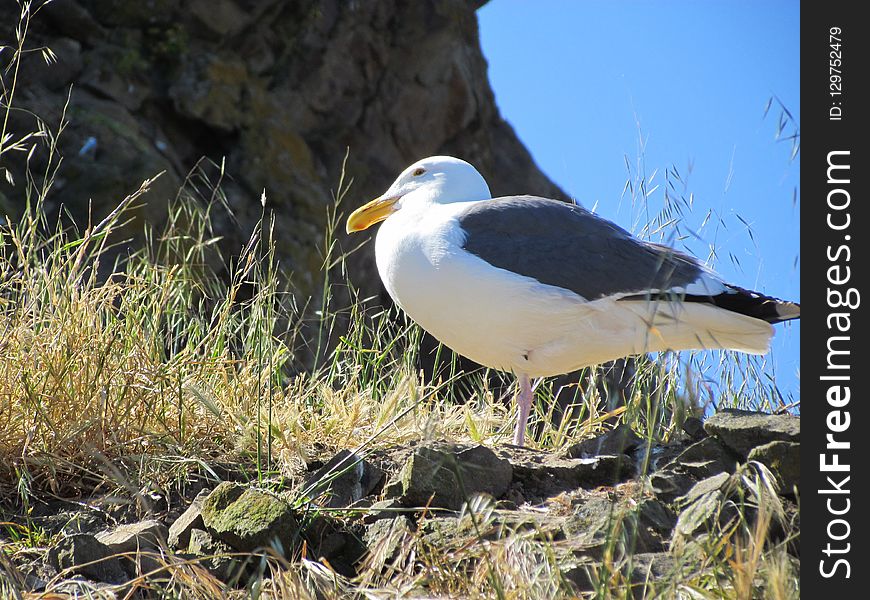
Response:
[0,2,798,598]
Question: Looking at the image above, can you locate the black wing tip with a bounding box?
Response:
[619,285,800,324]
[704,285,800,324]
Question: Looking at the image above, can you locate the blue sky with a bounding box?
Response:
[478,1,800,404]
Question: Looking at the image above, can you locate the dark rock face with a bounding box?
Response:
[303,449,385,508]
[168,488,209,549]
[46,533,127,584]
[397,443,513,510]
[565,423,643,459]
[186,528,237,580]
[649,437,739,503]
[704,409,800,458]
[748,440,800,496]
[93,519,169,577]
[502,446,635,501]
[6,0,565,310]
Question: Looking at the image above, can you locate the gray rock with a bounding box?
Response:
[560,556,599,592]
[187,528,238,581]
[649,438,739,504]
[381,476,405,500]
[188,527,224,555]
[27,37,83,92]
[28,502,107,537]
[565,424,643,458]
[421,494,640,561]
[93,519,168,576]
[363,517,413,569]
[567,496,638,559]
[201,481,300,553]
[671,473,736,545]
[673,490,725,542]
[399,443,513,510]
[649,468,699,504]
[303,516,367,577]
[79,44,151,111]
[47,534,127,584]
[565,552,699,596]
[704,409,799,458]
[626,552,681,585]
[675,472,731,508]
[169,53,249,132]
[363,497,407,524]
[633,500,678,552]
[748,440,800,495]
[503,446,634,500]
[681,416,708,441]
[188,0,251,38]
[43,0,106,44]
[168,488,209,549]
[666,437,740,478]
[94,519,168,554]
[303,450,385,508]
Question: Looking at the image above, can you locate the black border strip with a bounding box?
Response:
[803,3,868,594]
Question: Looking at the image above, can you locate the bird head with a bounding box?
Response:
[346,156,492,233]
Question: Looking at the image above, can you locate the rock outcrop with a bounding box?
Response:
[25,411,800,596]
[3,0,566,308]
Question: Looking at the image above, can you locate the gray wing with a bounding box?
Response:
[457,196,703,300]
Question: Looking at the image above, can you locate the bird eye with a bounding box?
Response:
[412,168,425,176]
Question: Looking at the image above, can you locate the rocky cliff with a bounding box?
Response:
[3,0,566,306]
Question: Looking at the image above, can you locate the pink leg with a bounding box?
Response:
[513,374,533,446]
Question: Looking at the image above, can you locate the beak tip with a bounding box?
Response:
[345,195,398,234]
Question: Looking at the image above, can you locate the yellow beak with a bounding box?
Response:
[345,195,400,233]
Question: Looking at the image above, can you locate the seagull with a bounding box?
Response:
[346,156,800,446]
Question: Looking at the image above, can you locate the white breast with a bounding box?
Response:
[374,201,595,376]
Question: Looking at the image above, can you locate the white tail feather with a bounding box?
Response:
[622,301,775,355]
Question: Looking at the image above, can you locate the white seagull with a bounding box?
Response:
[346,156,800,446]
